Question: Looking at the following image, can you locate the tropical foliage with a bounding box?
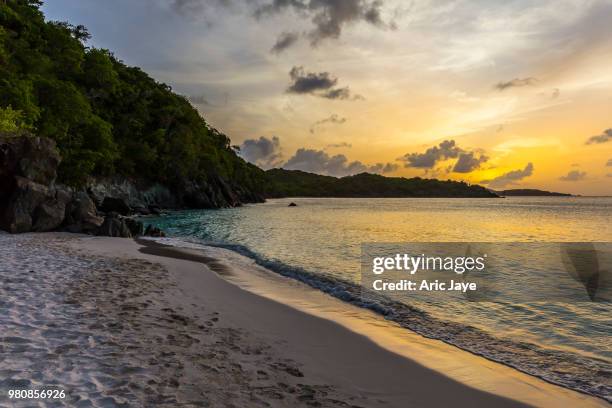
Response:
[0,0,264,189]
[265,169,497,198]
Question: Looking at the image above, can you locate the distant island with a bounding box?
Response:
[494,189,573,197]
[265,169,497,198]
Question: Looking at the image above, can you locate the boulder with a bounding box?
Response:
[100,196,131,215]
[0,133,61,186]
[132,205,151,215]
[3,177,50,233]
[144,224,166,237]
[124,218,144,236]
[97,213,132,238]
[0,134,65,233]
[18,137,61,185]
[64,191,104,234]
[32,188,71,232]
[87,178,179,212]
[288,202,297,207]
[148,205,162,215]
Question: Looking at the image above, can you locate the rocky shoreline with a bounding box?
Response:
[0,134,262,238]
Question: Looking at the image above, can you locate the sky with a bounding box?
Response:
[42,0,612,195]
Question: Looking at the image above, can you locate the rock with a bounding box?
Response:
[144,224,165,237]
[0,134,65,233]
[132,205,151,215]
[124,218,144,236]
[288,202,297,207]
[148,205,162,215]
[97,213,132,238]
[64,191,104,234]
[0,133,61,186]
[3,177,49,233]
[32,188,71,232]
[88,178,179,212]
[100,196,131,215]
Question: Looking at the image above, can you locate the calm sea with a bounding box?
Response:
[146,196,612,401]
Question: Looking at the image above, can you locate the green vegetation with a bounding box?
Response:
[0,106,31,132]
[0,1,497,203]
[265,169,498,198]
[0,0,264,191]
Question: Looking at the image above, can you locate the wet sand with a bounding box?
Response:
[1,233,608,407]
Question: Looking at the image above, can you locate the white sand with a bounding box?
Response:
[0,232,608,407]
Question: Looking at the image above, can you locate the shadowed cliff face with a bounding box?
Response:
[0,133,264,235]
[0,133,64,233]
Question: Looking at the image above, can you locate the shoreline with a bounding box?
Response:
[133,228,611,403]
[77,234,607,407]
[0,232,607,407]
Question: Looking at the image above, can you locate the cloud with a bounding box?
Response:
[170,0,232,18]
[481,163,534,188]
[368,162,399,174]
[399,140,461,169]
[239,137,393,176]
[271,31,300,54]
[586,128,612,145]
[283,148,396,177]
[494,77,538,91]
[287,66,337,93]
[559,170,587,182]
[323,87,351,100]
[255,0,393,47]
[310,114,347,133]
[552,88,560,99]
[239,136,283,169]
[399,140,486,173]
[452,152,489,173]
[286,66,360,100]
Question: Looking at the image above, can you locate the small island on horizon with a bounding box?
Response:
[494,188,574,197]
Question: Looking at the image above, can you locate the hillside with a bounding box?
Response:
[1,1,500,214]
[0,1,264,207]
[265,169,498,198]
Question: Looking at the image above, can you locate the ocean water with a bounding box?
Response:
[145,197,612,401]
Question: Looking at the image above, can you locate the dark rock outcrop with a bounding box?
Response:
[144,224,166,238]
[100,196,131,215]
[33,187,71,232]
[288,202,297,207]
[0,132,61,187]
[124,218,144,236]
[97,213,132,238]
[4,176,51,233]
[95,214,145,238]
[1,134,263,236]
[0,134,66,233]
[0,134,107,234]
[88,178,180,213]
[64,191,104,234]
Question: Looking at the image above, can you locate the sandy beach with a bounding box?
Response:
[0,232,608,408]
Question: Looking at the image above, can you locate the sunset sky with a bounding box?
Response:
[43,0,612,195]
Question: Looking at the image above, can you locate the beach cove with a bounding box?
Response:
[1,231,608,407]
